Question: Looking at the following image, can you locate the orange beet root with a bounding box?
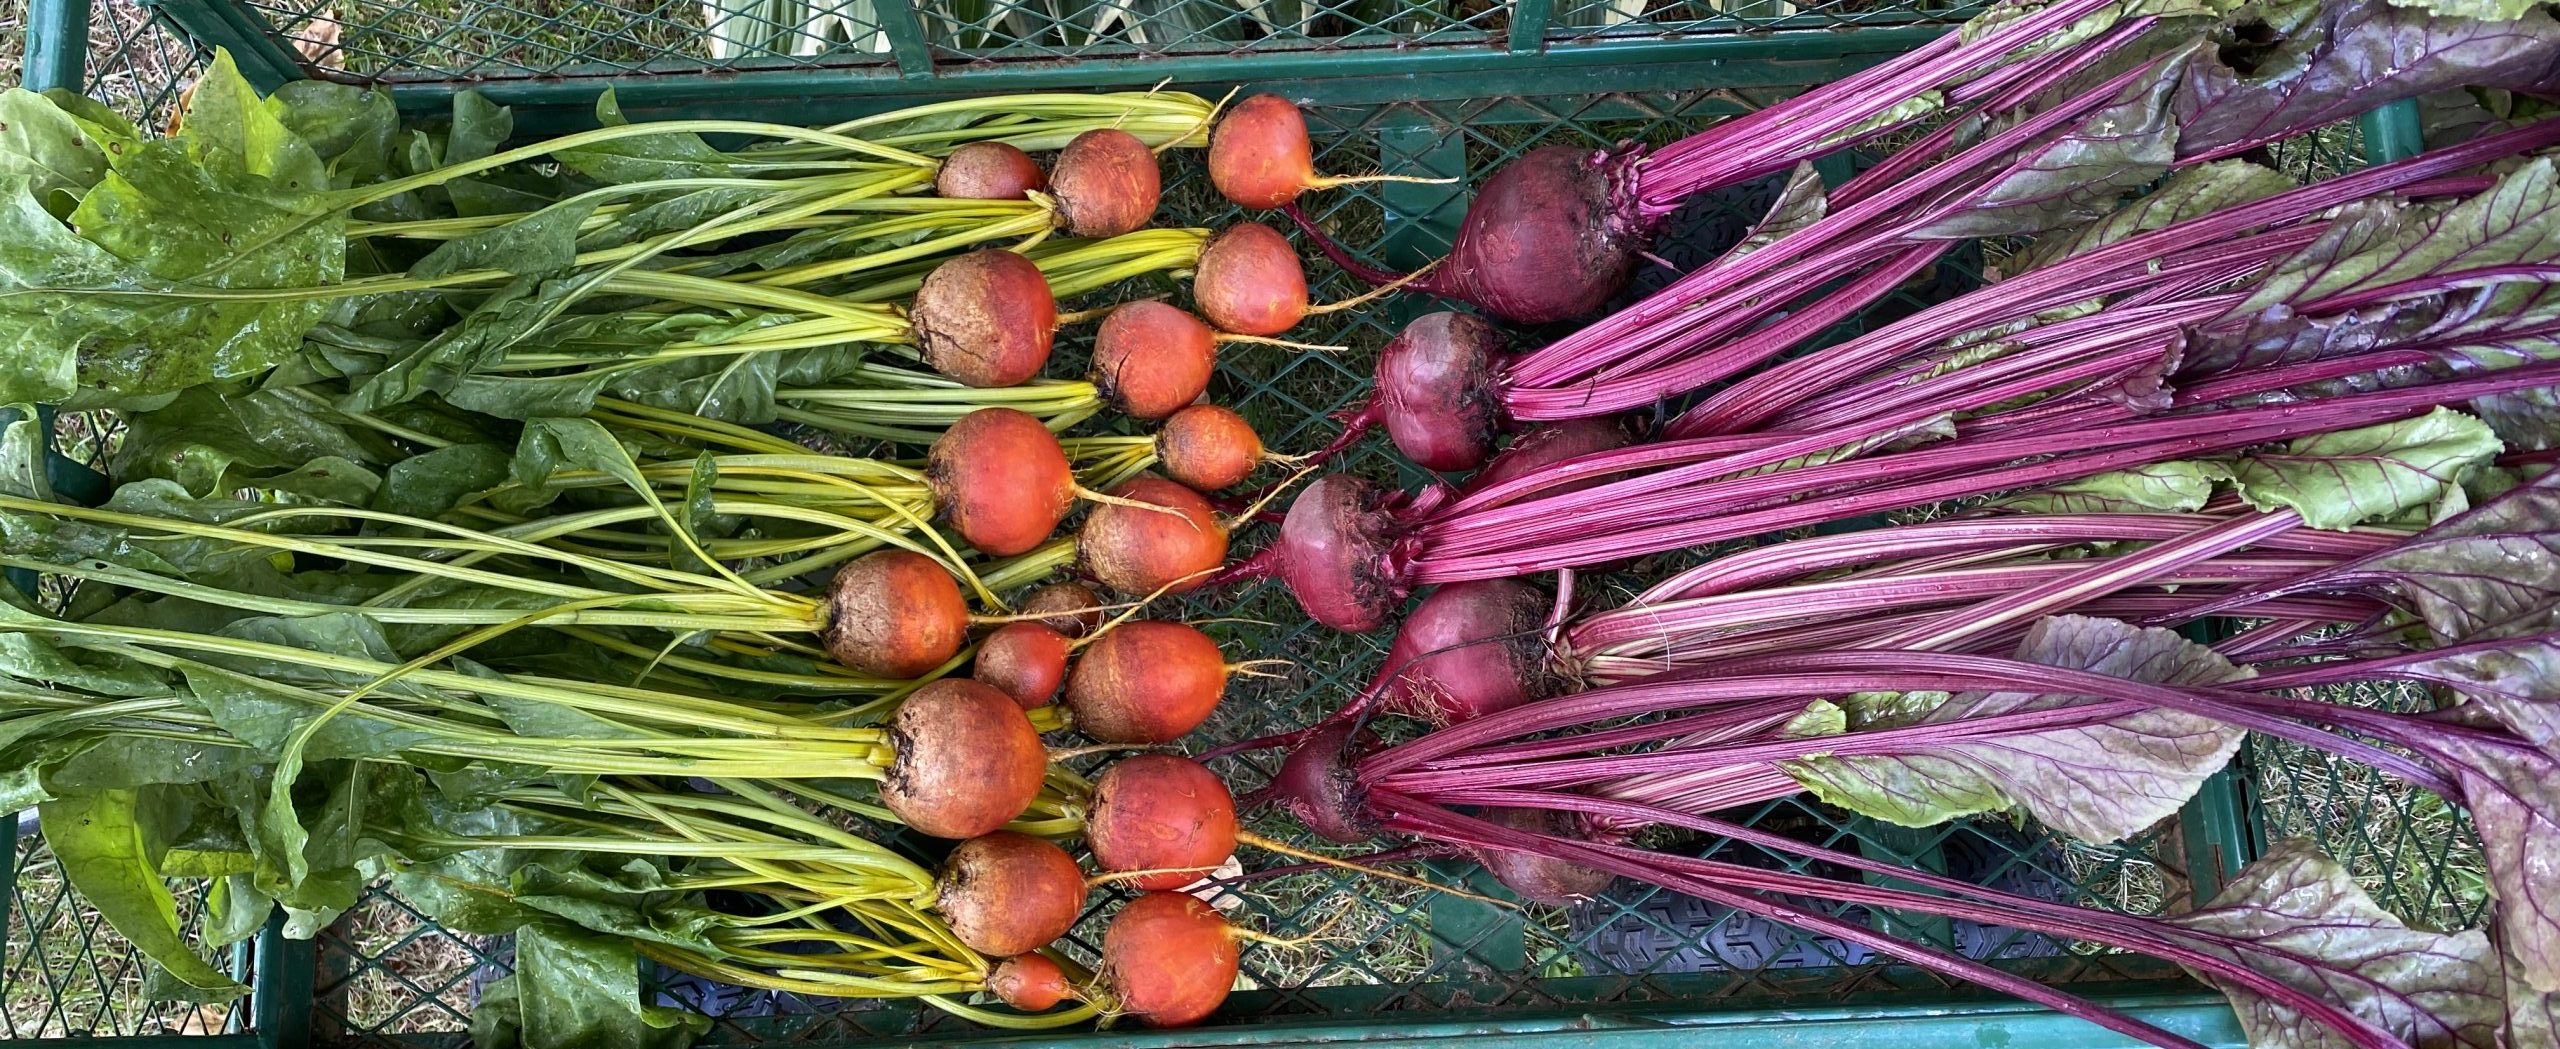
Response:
[1156,404,1265,491]
[1086,755,1238,890]
[937,142,1047,200]
[1209,94,1320,210]
[1194,222,1310,337]
[929,407,1076,556]
[1101,892,1238,1028]
[937,831,1087,956]
[825,550,968,677]
[881,680,1047,839]
[1077,473,1227,596]
[911,250,1058,388]
[974,621,1072,708]
[1092,301,1217,420]
[1050,128,1162,237]
[1064,621,1227,744]
[989,954,1072,1011]
[1018,581,1106,637]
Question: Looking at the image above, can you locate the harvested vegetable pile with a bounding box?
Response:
[7,0,2560,1044]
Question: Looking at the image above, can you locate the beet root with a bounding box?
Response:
[1101,892,1239,1028]
[1466,417,1634,497]
[1085,754,1238,890]
[936,831,1088,956]
[1194,222,1310,337]
[1374,579,1565,725]
[1376,312,1507,472]
[974,621,1072,708]
[1050,128,1162,237]
[1468,807,1616,905]
[1077,473,1228,596]
[1091,301,1216,420]
[1018,581,1105,637]
[928,407,1075,556]
[1064,620,1227,744]
[881,680,1048,839]
[1156,404,1265,492]
[1434,146,1646,325]
[1269,721,1378,844]
[1209,94,1320,210]
[911,250,1058,388]
[825,550,969,677]
[937,142,1047,200]
[989,954,1072,1011]
[1275,473,1408,633]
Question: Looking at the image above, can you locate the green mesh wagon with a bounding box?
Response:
[0,2,2484,1047]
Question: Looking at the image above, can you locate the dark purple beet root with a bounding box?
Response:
[1468,807,1616,905]
[1063,621,1227,744]
[1466,417,1634,496]
[1050,128,1162,237]
[1077,474,1228,596]
[1086,755,1238,890]
[937,142,1047,200]
[1275,473,1407,633]
[1156,405,1264,492]
[911,250,1058,388]
[1091,301,1216,420]
[1018,581,1105,637]
[1376,312,1507,472]
[825,550,969,677]
[989,954,1071,1011]
[928,407,1076,556]
[1435,145,1645,325]
[1270,721,1377,844]
[1194,222,1310,337]
[1375,579,1564,725]
[937,831,1088,956]
[975,621,1072,708]
[881,680,1048,839]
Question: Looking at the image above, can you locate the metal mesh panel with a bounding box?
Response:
[132,0,1984,82]
[3,828,251,1038]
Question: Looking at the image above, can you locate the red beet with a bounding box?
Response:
[824,550,969,677]
[974,621,1072,708]
[1291,146,1647,326]
[937,142,1047,200]
[1193,222,1310,337]
[927,407,1075,556]
[937,831,1087,956]
[1091,301,1217,420]
[1156,405,1266,492]
[1018,581,1105,637]
[989,954,1072,1011]
[1468,808,1616,905]
[1085,755,1238,890]
[1063,621,1227,744]
[1100,892,1239,1028]
[881,680,1048,839]
[1273,473,1407,633]
[910,250,1058,388]
[1269,721,1377,844]
[1050,128,1161,237]
[1077,474,1228,596]
[1377,312,1508,472]
[1373,579,1565,725]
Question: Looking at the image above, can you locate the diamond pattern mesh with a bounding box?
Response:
[12,16,2491,1047]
